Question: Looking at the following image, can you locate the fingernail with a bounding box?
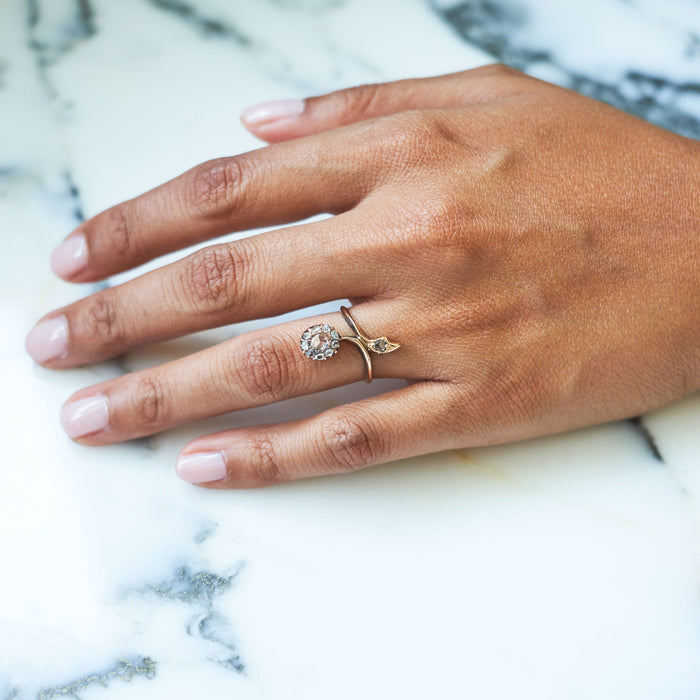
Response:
[25,316,69,363]
[241,98,305,126]
[50,234,88,278]
[176,451,227,484]
[60,395,109,439]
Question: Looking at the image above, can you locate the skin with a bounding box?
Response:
[27,64,700,488]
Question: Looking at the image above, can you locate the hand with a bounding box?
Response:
[26,64,700,488]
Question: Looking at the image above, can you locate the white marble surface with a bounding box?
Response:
[1,0,700,698]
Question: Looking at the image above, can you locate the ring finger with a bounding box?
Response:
[58,302,432,444]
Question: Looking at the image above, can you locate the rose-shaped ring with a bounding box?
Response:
[299,305,400,383]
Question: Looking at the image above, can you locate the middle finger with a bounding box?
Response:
[27,210,383,368]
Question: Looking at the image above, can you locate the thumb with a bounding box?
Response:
[240,64,521,143]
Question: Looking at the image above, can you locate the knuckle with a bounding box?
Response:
[445,296,511,334]
[400,187,475,250]
[99,204,132,257]
[480,62,513,76]
[320,413,381,472]
[472,62,522,80]
[184,244,248,313]
[246,433,281,483]
[233,336,293,403]
[130,376,171,427]
[189,157,249,219]
[377,111,428,151]
[82,294,126,348]
[487,359,555,424]
[335,82,383,121]
[375,111,457,175]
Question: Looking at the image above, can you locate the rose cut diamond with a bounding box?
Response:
[300,324,340,360]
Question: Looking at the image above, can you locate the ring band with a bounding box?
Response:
[299,305,400,383]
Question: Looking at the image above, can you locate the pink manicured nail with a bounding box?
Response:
[241,98,305,126]
[176,452,227,484]
[60,395,109,439]
[25,316,69,363]
[50,234,88,278]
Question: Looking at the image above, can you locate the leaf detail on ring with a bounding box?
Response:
[367,336,400,354]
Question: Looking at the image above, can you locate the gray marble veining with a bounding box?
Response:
[1,1,699,698]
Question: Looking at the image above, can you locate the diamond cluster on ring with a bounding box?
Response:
[300,323,341,360]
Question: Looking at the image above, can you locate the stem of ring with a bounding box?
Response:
[339,335,373,383]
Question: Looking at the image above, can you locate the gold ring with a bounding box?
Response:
[299,305,400,383]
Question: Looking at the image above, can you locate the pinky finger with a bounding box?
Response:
[175,381,457,489]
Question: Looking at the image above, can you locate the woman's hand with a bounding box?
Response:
[25,64,700,488]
